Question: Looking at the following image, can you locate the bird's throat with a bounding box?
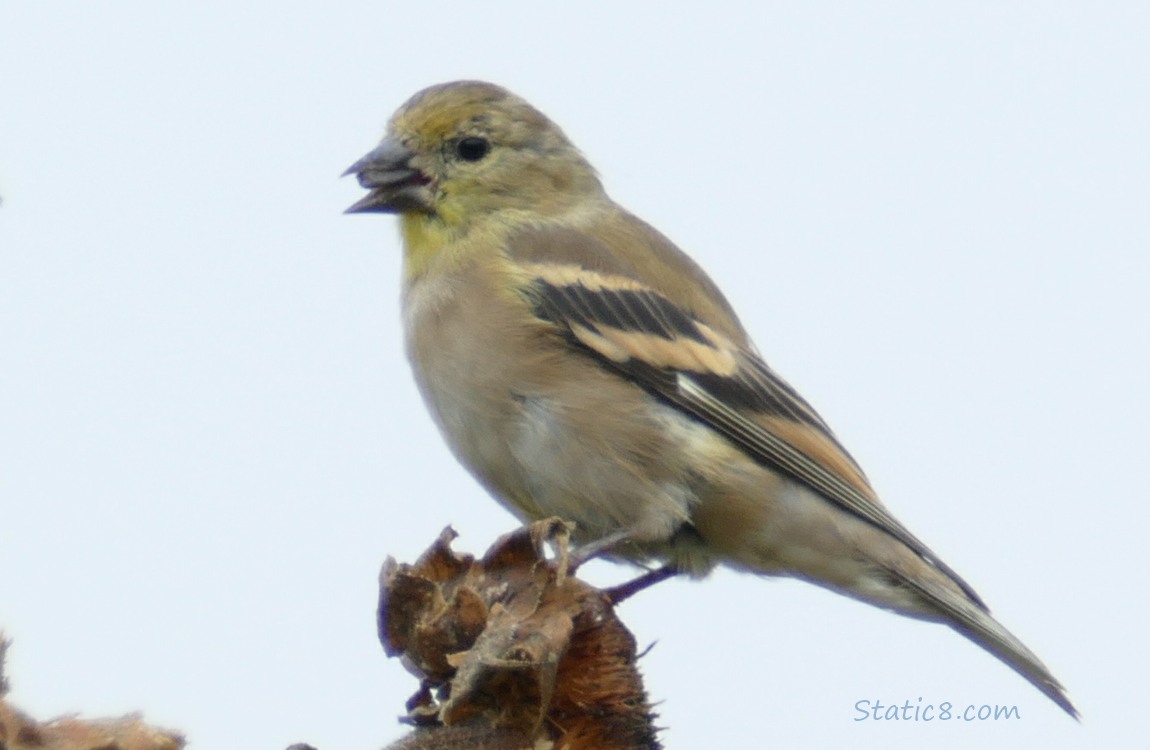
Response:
[400,213,455,279]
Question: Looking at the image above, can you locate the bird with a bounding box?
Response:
[343,80,1077,718]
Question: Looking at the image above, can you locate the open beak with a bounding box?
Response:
[342,137,433,214]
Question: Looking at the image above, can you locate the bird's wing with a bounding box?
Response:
[516,257,985,607]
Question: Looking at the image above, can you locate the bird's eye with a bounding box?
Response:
[456,137,490,162]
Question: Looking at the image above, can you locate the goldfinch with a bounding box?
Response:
[344,80,1077,717]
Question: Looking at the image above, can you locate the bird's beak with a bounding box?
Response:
[342,137,433,214]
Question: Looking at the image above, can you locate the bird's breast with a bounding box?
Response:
[402,269,531,502]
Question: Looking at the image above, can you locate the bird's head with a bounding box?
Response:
[344,81,602,229]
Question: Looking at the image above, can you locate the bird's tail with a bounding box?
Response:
[897,564,1079,719]
[713,481,1077,717]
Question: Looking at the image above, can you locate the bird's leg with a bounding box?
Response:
[561,528,681,602]
[605,565,679,604]
[565,528,635,571]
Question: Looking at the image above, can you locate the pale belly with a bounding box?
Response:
[410,347,703,547]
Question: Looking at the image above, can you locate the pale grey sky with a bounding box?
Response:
[1,2,1146,748]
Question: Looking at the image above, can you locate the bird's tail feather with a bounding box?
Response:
[902,571,1079,719]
